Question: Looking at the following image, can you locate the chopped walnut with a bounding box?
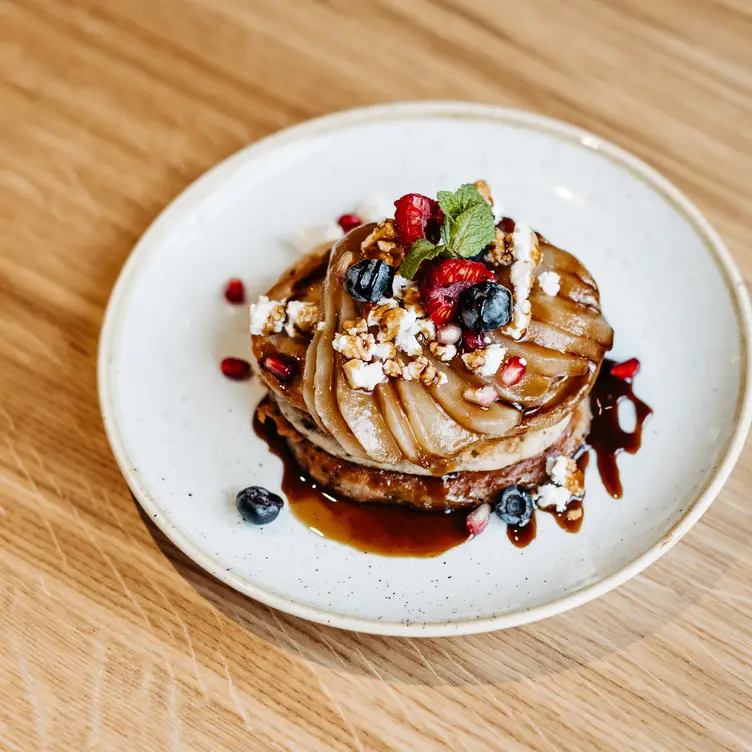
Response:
[474,180,493,205]
[546,455,585,497]
[332,332,374,361]
[283,300,320,337]
[461,344,506,377]
[402,356,447,387]
[377,306,411,342]
[366,299,398,328]
[416,317,436,342]
[430,342,457,362]
[361,219,403,266]
[566,506,583,521]
[485,227,514,266]
[382,359,403,378]
[341,318,368,335]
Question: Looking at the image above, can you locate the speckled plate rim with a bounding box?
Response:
[98,101,752,636]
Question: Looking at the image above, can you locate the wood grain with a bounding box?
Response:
[1,0,751,749]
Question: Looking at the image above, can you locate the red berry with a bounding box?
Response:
[498,217,516,234]
[262,354,295,381]
[610,357,640,381]
[462,329,488,351]
[224,278,245,304]
[394,193,444,247]
[221,357,252,381]
[499,355,527,386]
[337,213,363,234]
[466,503,491,536]
[419,259,495,324]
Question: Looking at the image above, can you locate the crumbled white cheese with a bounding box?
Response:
[393,308,422,356]
[250,296,286,335]
[342,359,387,391]
[391,274,417,300]
[545,454,584,497]
[535,483,571,512]
[538,271,561,297]
[547,455,571,486]
[462,344,506,377]
[371,342,397,361]
[502,223,541,340]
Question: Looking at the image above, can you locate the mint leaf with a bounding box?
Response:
[445,201,495,258]
[399,239,443,279]
[437,184,486,219]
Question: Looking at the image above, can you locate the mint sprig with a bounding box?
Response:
[398,239,443,280]
[398,184,495,279]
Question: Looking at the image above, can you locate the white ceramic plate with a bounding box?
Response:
[99,102,752,636]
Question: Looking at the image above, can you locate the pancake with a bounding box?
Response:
[257,395,591,511]
[251,226,612,474]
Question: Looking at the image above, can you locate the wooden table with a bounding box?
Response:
[2,1,751,749]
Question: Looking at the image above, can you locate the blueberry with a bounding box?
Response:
[459,281,513,332]
[494,485,534,527]
[344,259,395,303]
[236,486,283,525]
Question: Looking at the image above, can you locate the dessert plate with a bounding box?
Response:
[98,102,752,636]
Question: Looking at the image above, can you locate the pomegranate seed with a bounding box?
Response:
[262,354,295,381]
[337,213,363,234]
[500,356,527,386]
[221,357,252,381]
[498,217,516,234]
[610,357,640,381]
[466,503,492,536]
[462,329,488,351]
[224,278,245,304]
[437,323,462,345]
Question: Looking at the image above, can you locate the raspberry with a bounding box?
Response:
[394,193,444,247]
[419,259,495,325]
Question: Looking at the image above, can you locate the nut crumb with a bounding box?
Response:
[430,342,457,362]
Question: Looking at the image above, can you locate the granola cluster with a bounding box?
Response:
[360,219,404,266]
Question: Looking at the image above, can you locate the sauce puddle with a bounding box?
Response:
[253,412,469,556]
[587,358,653,498]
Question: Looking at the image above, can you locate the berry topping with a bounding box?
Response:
[262,354,295,381]
[494,485,534,527]
[461,329,488,351]
[459,281,513,332]
[499,355,527,386]
[419,258,495,325]
[337,213,363,234]
[610,357,641,382]
[394,193,444,247]
[498,216,516,234]
[221,357,252,381]
[344,258,395,303]
[466,503,492,536]
[236,486,283,525]
[224,278,245,304]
